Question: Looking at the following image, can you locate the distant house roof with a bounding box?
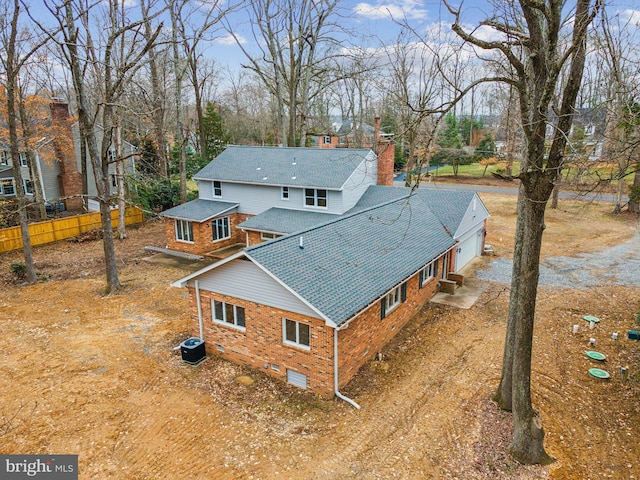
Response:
[336,119,376,136]
[238,207,339,234]
[193,145,374,189]
[160,198,239,222]
[242,195,455,326]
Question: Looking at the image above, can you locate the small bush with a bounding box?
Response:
[10,262,26,280]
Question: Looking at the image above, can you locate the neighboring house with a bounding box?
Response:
[0,100,136,212]
[307,132,339,148]
[172,186,489,397]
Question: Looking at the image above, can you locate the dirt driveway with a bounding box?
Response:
[1,197,639,480]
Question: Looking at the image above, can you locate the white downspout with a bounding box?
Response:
[334,327,360,409]
[195,280,204,340]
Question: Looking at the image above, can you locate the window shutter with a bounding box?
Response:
[419,269,424,289]
[380,297,386,319]
[401,282,407,302]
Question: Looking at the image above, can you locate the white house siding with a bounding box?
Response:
[200,180,347,215]
[341,156,378,211]
[455,228,483,271]
[38,157,62,201]
[189,258,322,320]
[453,194,489,271]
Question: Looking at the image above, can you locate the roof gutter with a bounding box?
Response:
[333,326,360,410]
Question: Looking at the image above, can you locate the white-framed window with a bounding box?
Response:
[19,152,28,167]
[381,282,407,319]
[304,188,327,208]
[260,232,281,240]
[111,174,118,188]
[386,286,401,312]
[323,136,331,144]
[213,180,222,197]
[281,186,289,200]
[212,300,246,330]
[283,318,310,349]
[212,216,230,241]
[420,262,434,287]
[0,178,16,196]
[23,179,33,195]
[0,151,9,165]
[175,219,193,242]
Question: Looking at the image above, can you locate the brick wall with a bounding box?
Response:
[165,212,250,255]
[245,230,262,247]
[184,246,456,396]
[336,268,439,388]
[189,287,335,395]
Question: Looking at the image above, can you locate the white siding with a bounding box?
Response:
[454,194,489,240]
[190,258,322,319]
[38,156,62,201]
[202,181,346,215]
[341,154,377,211]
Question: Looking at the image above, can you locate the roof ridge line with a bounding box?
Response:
[244,191,419,252]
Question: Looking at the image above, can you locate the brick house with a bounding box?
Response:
[161,143,395,255]
[172,185,490,401]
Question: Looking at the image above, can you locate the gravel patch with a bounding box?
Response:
[477,230,640,288]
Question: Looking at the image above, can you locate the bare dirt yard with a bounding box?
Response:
[1,194,639,480]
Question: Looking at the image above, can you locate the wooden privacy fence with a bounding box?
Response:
[0,206,144,254]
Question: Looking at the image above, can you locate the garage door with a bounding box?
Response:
[287,369,307,389]
[456,229,482,271]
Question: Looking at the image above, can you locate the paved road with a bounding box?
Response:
[393,180,628,203]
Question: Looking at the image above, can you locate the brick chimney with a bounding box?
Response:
[50,100,83,211]
[374,116,395,186]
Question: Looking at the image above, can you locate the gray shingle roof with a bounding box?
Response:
[238,207,339,234]
[160,198,238,222]
[245,195,455,326]
[351,185,476,236]
[193,145,374,189]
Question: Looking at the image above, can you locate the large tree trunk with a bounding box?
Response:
[64,1,120,292]
[5,0,36,284]
[493,184,526,411]
[509,188,554,465]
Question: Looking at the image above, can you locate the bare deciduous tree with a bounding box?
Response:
[446,0,602,464]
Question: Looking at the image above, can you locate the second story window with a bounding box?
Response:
[281,186,289,200]
[19,152,28,167]
[1,178,16,196]
[0,151,9,165]
[305,188,327,208]
[213,180,222,197]
[323,136,331,144]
